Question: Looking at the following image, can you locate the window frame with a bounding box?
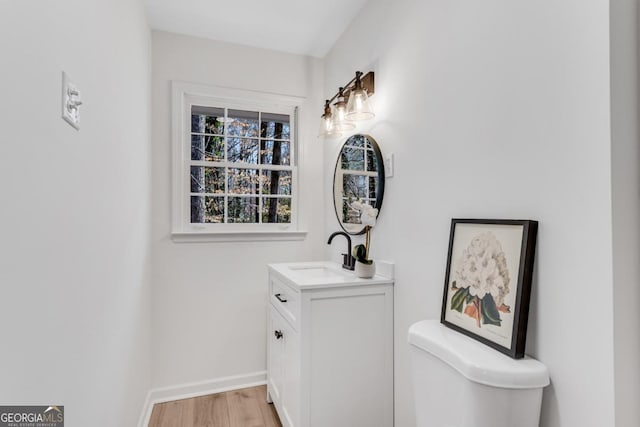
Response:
[171,81,307,242]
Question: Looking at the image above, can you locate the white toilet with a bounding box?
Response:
[408,320,549,427]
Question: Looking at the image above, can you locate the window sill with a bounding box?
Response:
[171,230,308,243]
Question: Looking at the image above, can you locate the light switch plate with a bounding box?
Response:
[61,72,81,130]
[384,153,394,178]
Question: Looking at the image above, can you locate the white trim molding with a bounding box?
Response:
[172,230,307,243]
[137,371,267,427]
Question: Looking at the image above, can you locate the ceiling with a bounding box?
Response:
[144,0,370,58]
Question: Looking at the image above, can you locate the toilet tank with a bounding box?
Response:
[408,320,549,427]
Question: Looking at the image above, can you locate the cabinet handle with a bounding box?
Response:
[275,293,288,303]
[274,330,283,339]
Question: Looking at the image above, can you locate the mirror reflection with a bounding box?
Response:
[333,134,385,235]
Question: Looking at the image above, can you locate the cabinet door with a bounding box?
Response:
[268,305,300,427]
[281,317,299,427]
[305,285,394,427]
[268,306,285,405]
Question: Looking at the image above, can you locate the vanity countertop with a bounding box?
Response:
[268,260,394,290]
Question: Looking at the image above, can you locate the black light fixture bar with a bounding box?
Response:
[319,70,376,138]
[325,71,375,105]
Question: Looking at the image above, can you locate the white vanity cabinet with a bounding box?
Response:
[267,262,394,427]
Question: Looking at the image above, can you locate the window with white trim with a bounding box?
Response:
[172,82,305,241]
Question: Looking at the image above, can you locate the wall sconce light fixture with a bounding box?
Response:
[318,71,375,139]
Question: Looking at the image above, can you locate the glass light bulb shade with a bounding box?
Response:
[331,105,355,131]
[323,129,343,138]
[333,118,356,132]
[346,89,375,121]
[318,115,342,138]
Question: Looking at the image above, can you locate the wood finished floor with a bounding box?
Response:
[148,385,282,427]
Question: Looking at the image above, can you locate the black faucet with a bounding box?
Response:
[327,231,355,271]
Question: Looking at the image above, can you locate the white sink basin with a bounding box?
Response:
[287,265,349,279]
[268,261,392,290]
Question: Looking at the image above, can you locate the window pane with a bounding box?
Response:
[228,138,259,163]
[341,146,364,170]
[228,197,259,223]
[366,148,378,172]
[261,113,290,140]
[191,135,224,162]
[190,166,225,193]
[343,174,367,198]
[191,196,224,223]
[262,170,291,195]
[228,168,259,194]
[369,176,378,199]
[346,134,365,148]
[228,110,259,138]
[260,140,290,166]
[342,199,361,224]
[262,197,291,223]
[191,106,225,134]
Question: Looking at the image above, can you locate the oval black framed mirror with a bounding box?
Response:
[333,134,385,235]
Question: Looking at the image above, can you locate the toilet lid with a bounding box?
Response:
[408,320,550,389]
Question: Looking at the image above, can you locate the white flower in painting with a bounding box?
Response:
[454,232,510,306]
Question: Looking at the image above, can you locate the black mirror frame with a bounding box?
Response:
[332,134,385,235]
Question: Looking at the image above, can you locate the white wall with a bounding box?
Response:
[323,1,616,426]
[611,1,640,426]
[151,31,325,388]
[0,1,152,426]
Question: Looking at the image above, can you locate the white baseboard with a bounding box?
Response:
[137,371,267,427]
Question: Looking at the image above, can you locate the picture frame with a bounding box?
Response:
[440,219,538,359]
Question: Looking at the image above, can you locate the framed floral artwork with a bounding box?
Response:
[440,219,538,359]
